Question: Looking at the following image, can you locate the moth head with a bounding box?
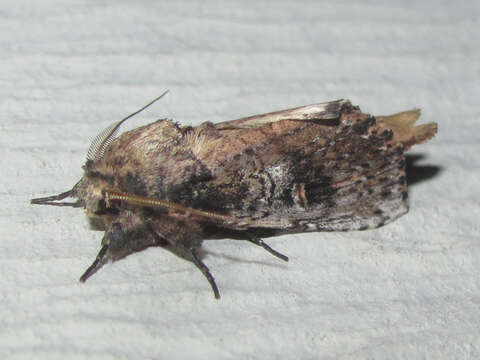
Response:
[31,91,169,222]
[29,160,118,231]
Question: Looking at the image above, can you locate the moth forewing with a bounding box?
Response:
[214,99,351,130]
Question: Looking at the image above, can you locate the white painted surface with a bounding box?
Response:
[1,1,479,358]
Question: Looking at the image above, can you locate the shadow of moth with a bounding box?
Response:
[31,92,437,299]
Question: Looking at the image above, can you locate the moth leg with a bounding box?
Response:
[191,248,220,299]
[246,233,289,262]
[79,244,109,282]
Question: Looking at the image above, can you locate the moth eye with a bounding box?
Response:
[93,199,107,215]
[94,198,119,215]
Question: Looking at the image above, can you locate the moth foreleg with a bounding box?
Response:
[246,233,289,262]
[191,248,220,300]
[79,244,109,282]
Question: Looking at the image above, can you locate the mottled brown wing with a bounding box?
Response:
[215,99,350,130]
[191,103,437,232]
[189,99,356,169]
[376,109,438,151]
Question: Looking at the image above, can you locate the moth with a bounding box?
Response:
[31,92,437,299]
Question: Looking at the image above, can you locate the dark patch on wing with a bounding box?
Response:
[119,172,149,197]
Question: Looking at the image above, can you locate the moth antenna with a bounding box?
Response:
[87,90,169,162]
[105,191,234,223]
[191,248,220,299]
[31,188,82,207]
[246,233,289,262]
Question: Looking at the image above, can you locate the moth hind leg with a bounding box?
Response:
[191,248,221,299]
[246,233,289,262]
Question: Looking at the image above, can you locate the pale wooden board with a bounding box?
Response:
[1,1,479,359]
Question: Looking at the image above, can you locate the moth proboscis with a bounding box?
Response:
[31,92,437,299]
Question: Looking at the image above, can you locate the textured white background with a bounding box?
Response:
[1,1,479,359]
